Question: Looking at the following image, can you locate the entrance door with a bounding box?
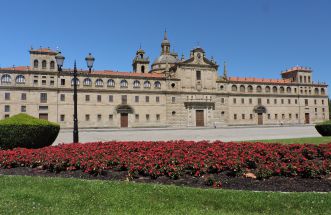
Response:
[258,113,263,125]
[196,110,204,127]
[305,113,310,124]
[39,113,48,120]
[120,113,128,128]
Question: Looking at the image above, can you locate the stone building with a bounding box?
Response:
[0,32,329,128]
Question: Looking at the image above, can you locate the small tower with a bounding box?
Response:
[222,61,228,80]
[161,30,170,55]
[132,46,150,73]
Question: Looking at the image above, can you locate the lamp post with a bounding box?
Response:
[55,52,95,143]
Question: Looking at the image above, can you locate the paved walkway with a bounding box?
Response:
[53,125,320,145]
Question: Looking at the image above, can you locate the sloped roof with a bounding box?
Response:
[228,77,292,84]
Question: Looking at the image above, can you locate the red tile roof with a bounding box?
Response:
[0,66,29,71]
[92,70,165,78]
[228,77,292,84]
[281,66,312,74]
[30,48,58,55]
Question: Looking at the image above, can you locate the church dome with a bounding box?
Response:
[153,54,178,65]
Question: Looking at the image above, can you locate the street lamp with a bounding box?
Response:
[55,51,94,143]
[85,53,95,73]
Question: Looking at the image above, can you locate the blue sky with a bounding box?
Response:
[0,0,330,93]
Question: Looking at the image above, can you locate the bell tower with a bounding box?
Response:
[132,47,150,73]
[161,30,170,55]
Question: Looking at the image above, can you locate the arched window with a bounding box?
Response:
[265,86,271,93]
[95,79,104,87]
[50,61,55,69]
[239,85,245,92]
[42,60,47,69]
[1,74,11,84]
[321,88,325,95]
[141,65,145,73]
[286,87,291,93]
[256,86,262,93]
[272,86,278,93]
[33,59,39,68]
[314,88,319,95]
[15,75,25,84]
[107,79,115,87]
[247,85,253,93]
[120,80,128,88]
[154,81,161,89]
[133,80,140,88]
[280,86,285,93]
[83,78,92,86]
[71,78,80,86]
[144,80,151,88]
[231,85,237,92]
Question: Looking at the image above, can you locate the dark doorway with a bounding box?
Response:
[305,113,310,124]
[258,113,263,125]
[121,113,128,128]
[196,110,204,127]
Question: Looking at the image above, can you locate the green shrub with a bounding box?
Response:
[0,114,60,150]
[315,120,331,136]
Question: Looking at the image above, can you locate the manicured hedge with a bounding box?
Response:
[315,120,331,136]
[0,114,60,150]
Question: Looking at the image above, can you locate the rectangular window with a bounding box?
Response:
[109,114,113,121]
[4,105,10,112]
[40,93,47,103]
[146,96,149,103]
[275,114,278,119]
[61,79,65,86]
[85,114,90,121]
[289,114,292,119]
[234,114,237,120]
[267,99,270,104]
[241,98,244,104]
[282,114,285,119]
[314,99,317,105]
[156,96,160,103]
[42,80,46,85]
[146,114,150,121]
[281,99,284,104]
[39,106,48,111]
[21,93,26,100]
[305,99,308,106]
[267,114,271,119]
[233,98,236,104]
[172,96,176,103]
[50,80,55,86]
[135,114,139,121]
[97,114,102,121]
[60,94,65,101]
[21,105,26,112]
[85,95,90,102]
[250,114,253,119]
[322,108,325,112]
[295,99,298,104]
[258,98,262,105]
[97,95,102,102]
[288,99,291,104]
[274,99,277,104]
[122,95,127,104]
[109,95,113,102]
[249,98,252,104]
[34,80,38,85]
[156,114,160,121]
[4,114,10,118]
[315,108,317,113]
[196,71,201,80]
[221,98,225,104]
[5,92,10,100]
[242,114,245,119]
[60,114,65,122]
[135,96,139,103]
[296,114,299,119]
[322,100,324,105]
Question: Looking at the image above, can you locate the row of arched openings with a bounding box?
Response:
[33,59,55,69]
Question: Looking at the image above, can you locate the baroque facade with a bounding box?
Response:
[0,32,329,128]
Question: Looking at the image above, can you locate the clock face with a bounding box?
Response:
[197,53,201,59]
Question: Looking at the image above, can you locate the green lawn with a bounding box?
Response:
[0,176,330,215]
[247,136,331,144]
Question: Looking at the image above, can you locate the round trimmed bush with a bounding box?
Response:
[0,114,60,150]
[315,120,331,136]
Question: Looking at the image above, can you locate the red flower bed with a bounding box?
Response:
[0,141,330,179]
